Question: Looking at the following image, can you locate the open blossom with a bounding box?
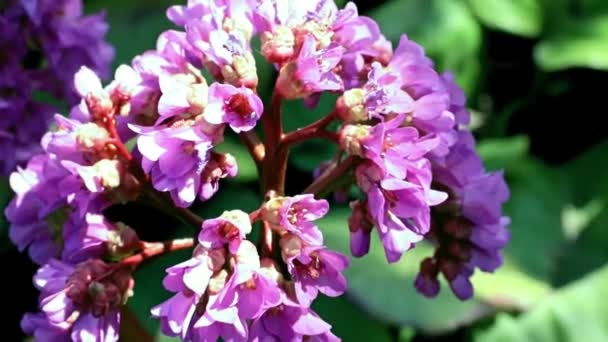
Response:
[276,36,344,99]
[22,259,132,342]
[282,238,349,307]
[199,210,252,253]
[205,83,264,133]
[5,155,70,264]
[356,161,447,263]
[262,194,329,246]
[133,124,222,207]
[249,296,339,342]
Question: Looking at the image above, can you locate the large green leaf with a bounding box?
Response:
[502,159,569,281]
[562,140,608,205]
[474,264,608,342]
[319,207,486,333]
[535,15,608,71]
[467,0,544,37]
[549,140,608,285]
[477,136,530,172]
[370,0,482,95]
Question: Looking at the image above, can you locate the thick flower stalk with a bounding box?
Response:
[6,0,510,341]
[0,0,114,175]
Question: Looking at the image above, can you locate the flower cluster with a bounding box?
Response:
[5,0,510,341]
[0,0,113,175]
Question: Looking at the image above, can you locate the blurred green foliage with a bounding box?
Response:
[3,0,608,340]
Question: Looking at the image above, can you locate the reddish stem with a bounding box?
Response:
[262,90,287,194]
[121,238,195,266]
[249,209,261,222]
[303,155,359,195]
[239,131,265,167]
[278,112,337,152]
[261,221,274,256]
[103,116,132,161]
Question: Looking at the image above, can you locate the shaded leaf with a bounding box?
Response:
[468,0,544,37]
[474,264,608,342]
[535,15,608,71]
[477,136,530,172]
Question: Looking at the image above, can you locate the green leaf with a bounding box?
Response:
[474,264,608,342]
[312,296,393,342]
[502,159,569,281]
[551,195,608,286]
[562,140,608,205]
[214,136,259,182]
[104,8,172,69]
[319,207,486,333]
[535,15,608,71]
[467,0,544,37]
[477,136,530,172]
[370,0,482,95]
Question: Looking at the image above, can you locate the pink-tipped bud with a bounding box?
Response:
[336,88,369,123]
[339,124,371,156]
[261,26,295,64]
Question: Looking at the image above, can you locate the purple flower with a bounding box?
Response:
[416,133,510,300]
[5,155,70,264]
[62,212,138,263]
[199,210,252,254]
[348,200,373,257]
[249,296,339,342]
[132,124,222,207]
[152,247,225,339]
[22,259,131,342]
[276,36,344,99]
[340,115,439,179]
[262,194,329,246]
[356,161,447,263]
[206,83,264,133]
[283,241,349,307]
[153,240,282,341]
[199,152,238,201]
[332,2,381,54]
[184,5,257,88]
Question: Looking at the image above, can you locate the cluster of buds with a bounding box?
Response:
[5,0,510,341]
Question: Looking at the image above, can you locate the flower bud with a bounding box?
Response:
[261,26,295,64]
[339,124,371,156]
[222,52,258,89]
[336,88,369,123]
[92,159,121,189]
[208,269,230,295]
[75,123,110,149]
